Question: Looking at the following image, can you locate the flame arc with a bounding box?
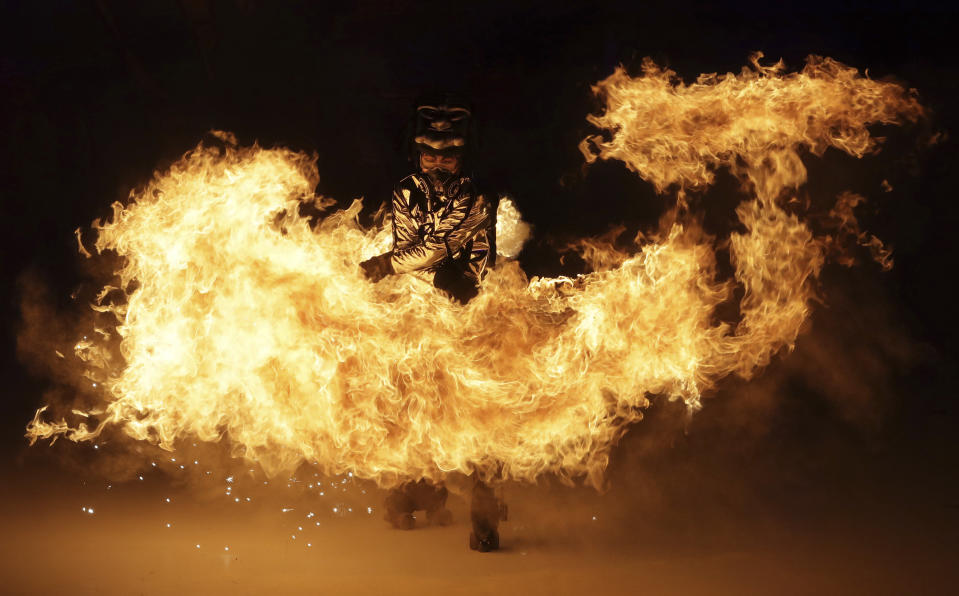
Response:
[27,56,923,488]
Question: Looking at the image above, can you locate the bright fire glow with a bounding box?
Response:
[27,54,923,488]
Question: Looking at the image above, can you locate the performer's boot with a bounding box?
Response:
[384,480,452,529]
[408,479,453,526]
[383,483,415,530]
[425,487,453,526]
[469,480,503,552]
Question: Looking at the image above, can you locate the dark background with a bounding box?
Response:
[2,0,958,568]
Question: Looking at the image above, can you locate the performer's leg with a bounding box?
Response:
[469,479,501,552]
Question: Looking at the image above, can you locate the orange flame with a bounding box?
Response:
[27,55,922,488]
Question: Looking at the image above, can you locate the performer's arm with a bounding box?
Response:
[390,185,490,274]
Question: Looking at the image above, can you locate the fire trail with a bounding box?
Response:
[27,54,923,489]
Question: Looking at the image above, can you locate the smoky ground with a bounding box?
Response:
[3,271,957,595]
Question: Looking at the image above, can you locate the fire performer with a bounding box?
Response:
[360,94,505,551]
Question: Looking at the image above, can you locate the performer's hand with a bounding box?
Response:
[360,253,394,282]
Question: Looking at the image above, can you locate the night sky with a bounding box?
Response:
[2,2,958,590]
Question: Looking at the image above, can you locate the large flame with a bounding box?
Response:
[27,55,922,488]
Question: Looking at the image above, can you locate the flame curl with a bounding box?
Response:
[28,56,922,488]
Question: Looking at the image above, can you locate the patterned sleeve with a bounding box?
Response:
[390,184,421,252]
[390,180,491,274]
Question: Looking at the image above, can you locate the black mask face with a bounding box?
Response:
[424,166,454,191]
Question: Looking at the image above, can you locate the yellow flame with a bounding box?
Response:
[27,56,922,488]
[581,52,923,198]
